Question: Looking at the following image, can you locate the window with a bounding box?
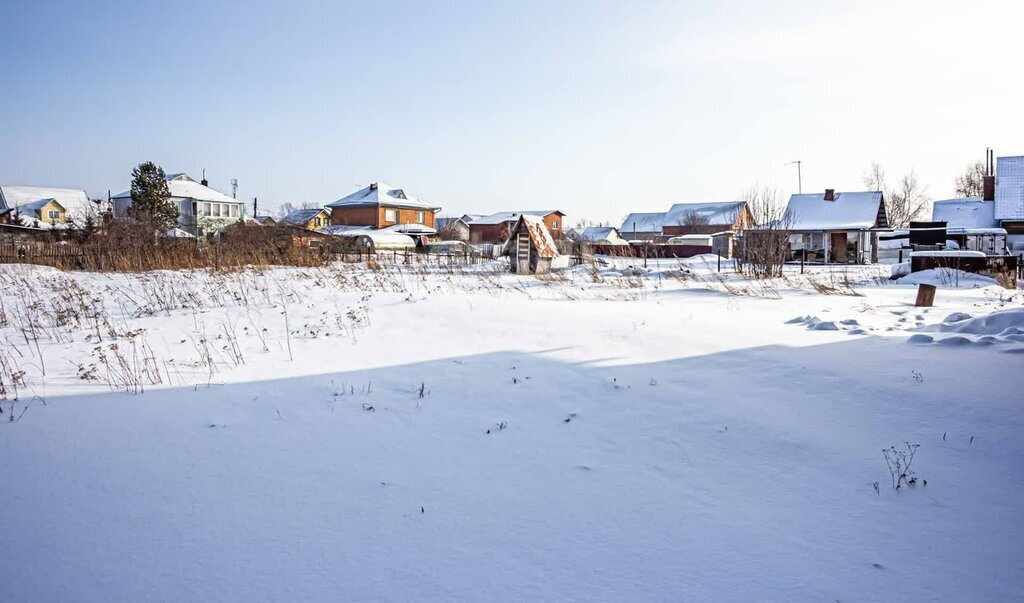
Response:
[201,202,212,216]
[417,211,425,224]
[385,209,397,223]
[47,209,61,220]
[229,204,239,218]
[213,204,222,217]
[551,220,559,230]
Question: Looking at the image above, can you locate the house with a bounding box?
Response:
[619,212,667,241]
[327,182,440,233]
[580,226,629,245]
[0,185,94,228]
[469,211,565,244]
[782,189,888,263]
[111,172,245,236]
[281,208,330,230]
[436,214,478,241]
[995,155,1024,253]
[502,214,559,274]
[661,201,753,236]
[253,213,276,225]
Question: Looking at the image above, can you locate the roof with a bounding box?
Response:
[580,226,623,242]
[318,225,370,236]
[112,173,239,205]
[436,216,468,229]
[0,185,92,225]
[326,182,440,211]
[932,198,998,229]
[784,191,886,230]
[664,201,745,226]
[502,214,559,258]
[381,223,437,235]
[619,212,667,233]
[995,155,1024,220]
[280,208,327,226]
[471,211,563,226]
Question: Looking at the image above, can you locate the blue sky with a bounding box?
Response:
[2,0,1022,223]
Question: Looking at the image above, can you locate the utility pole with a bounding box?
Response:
[788,160,803,194]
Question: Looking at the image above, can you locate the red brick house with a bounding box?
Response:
[326,182,440,231]
[469,210,565,244]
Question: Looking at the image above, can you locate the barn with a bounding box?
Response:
[502,214,559,274]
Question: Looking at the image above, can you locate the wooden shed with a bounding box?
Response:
[503,214,559,274]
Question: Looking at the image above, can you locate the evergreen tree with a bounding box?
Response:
[129,161,178,229]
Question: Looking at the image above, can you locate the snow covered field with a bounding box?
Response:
[1,257,1022,602]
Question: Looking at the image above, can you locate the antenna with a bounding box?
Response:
[231,178,238,199]
[787,160,803,194]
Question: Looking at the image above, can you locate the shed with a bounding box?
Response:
[502,214,559,274]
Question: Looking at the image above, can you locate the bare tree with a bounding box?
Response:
[954,160,986,198]
[741,186,792,279]
[862,162,886,192]
[886,172,930,228]
[680,211,711,227]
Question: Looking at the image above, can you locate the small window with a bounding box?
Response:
[48,209,61,220]
[417,211,425,224]
[551,220,559,230]
[385,209,397,223]
[213,204,222,218]
[229,204,239,218]
[201,202,211,216]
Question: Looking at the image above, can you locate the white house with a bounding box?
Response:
[111,172,245,235]
[782,189,888,263]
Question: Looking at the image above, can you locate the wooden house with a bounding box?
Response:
[782,189,888,263]
[326,182,440,232]
[470,210,565,243]
[281,208,330,230]
[661,201,753,236]
[502,214,559,274]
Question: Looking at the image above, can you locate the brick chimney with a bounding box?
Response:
[983,148,995,201]
[370,182,378,191]
[824,189,835,201]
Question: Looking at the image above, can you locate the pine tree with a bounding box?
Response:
[129,161,178,230]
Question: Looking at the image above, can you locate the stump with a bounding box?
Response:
[915,283,936,307]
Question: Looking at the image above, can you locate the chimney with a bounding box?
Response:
[201,169,208,187]
[253,197,258,216]
[983,148,995,201]
[824,189,835,201]
[370,182,377,190]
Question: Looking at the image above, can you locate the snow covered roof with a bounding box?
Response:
[932,198,998,229]
[162,227,196,238]
[502,214,559,258]
[619,212,667,234]
[381,223,437,235]
[784,191,886,230]
[111,173,240,205]
[580,226,624,242]
[435,217,466,229]
[281,208,327,226]
[995,155,1024,221]
[0,185,93,225]
[317,225,370,236]
[664,201,745,226]
[326,182,440,211]
[471,211,563,225]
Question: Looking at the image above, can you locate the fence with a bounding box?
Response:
[910,254,1019,287]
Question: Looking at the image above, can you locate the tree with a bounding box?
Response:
[129,161,177,229]
[740,186,792,279]
[680,211,711,227]
[954,160,986,198]
[862,162,929,228]
[886,172,930,228]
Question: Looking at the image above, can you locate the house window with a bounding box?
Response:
[385,209,397,223]
[229,204,239,218]
[201,202,211,216]
[417,211,425,224]
[551,220,559,230]
[47,209,61,220]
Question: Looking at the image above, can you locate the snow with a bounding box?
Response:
[0,184,93,224]
[580,226,627,244]
[111,173,239,206]
[326,182,440,211]
[995,155,1024,221]
[619,211,667,234]
[281,208,327,226]
[910,250,986,258]
[0,260,1022,602]
[470,210,561,225]
[785,191,884,230]
[932,198,999,229]
[897,268,998,288]
[663,201,744,226]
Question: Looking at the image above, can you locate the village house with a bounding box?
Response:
[326,182,439,233]
[782,189,888,263]
[0,184,94,228]
[111,172,245,236]
[580,226,629,245]
[436,214,481,241]
[281,208,330,230]
[619,212,668,241]
[469,210,565,244]
[503,214,559,274]
[661,201,753,236]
